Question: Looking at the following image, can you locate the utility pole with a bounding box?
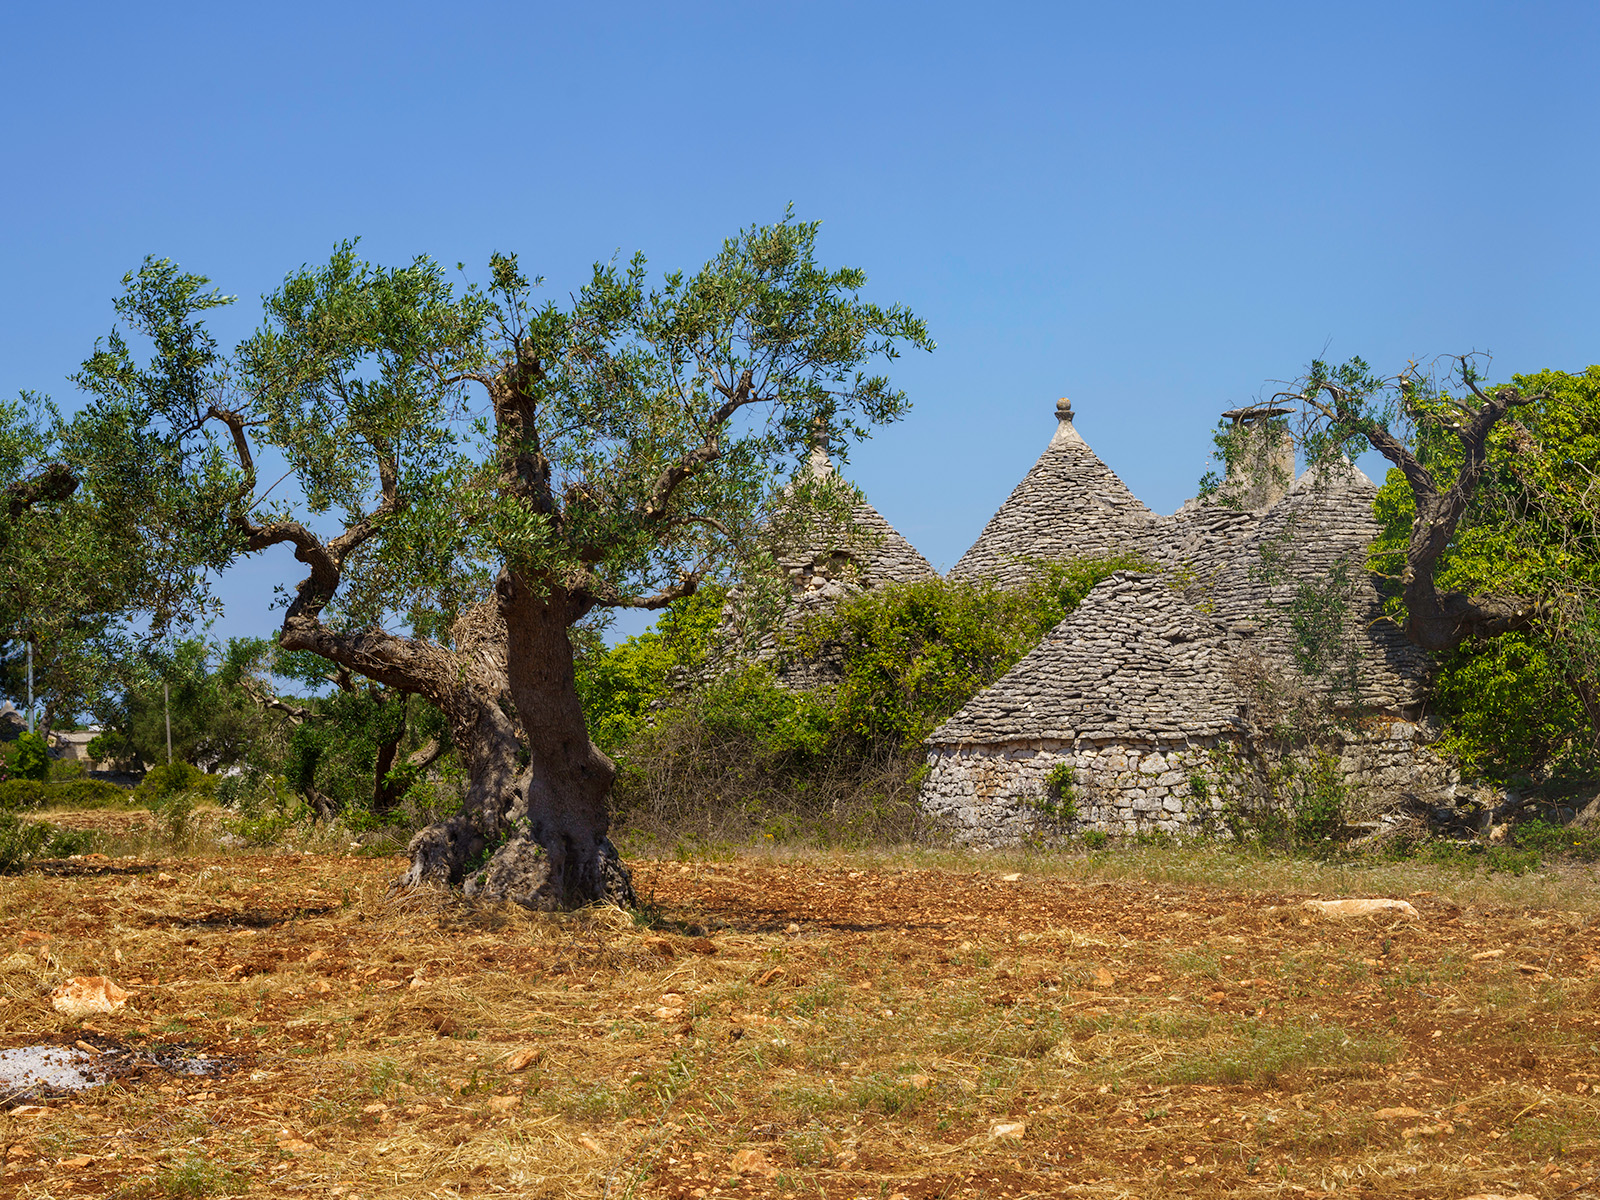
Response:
[26,639,33,736]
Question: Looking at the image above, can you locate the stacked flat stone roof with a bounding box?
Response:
[949,399,1157,587]
[930,410,1432,754]
[712,450,935,684]
[931,572,1244,745]
[1190,461,1431,710]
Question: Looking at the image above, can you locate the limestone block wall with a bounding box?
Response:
[920,736,1241,847]
[1332,719,1460,819]
[921,719,1460,847]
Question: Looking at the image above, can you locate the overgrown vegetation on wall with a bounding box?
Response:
[578,556,1146,845]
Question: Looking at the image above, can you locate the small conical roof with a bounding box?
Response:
[775,442,936,587]
[949,398,1156,586]
[928,572,1243,746]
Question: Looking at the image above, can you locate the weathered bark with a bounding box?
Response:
[1307,368,1545,653]
[392,586,635,910]
[494,572,635,909]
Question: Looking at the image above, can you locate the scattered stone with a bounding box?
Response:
[50,976,130,1017]
[1301,898,1419,920]
[503,1047,541,1072]
[488,1094,519,1113]
[730,1148,778,1178]
[1090,967,1115,989]
[1471,949,1505,960]
[276,1128,316,1155]
[989,1121,1025,1140]
[1372,1106,1425,1120]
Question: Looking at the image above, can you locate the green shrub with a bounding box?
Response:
[133,761,215,807]
[6,732,50,782]
[1290,754,1346,848]
[48,757,86,782]
[50,778,132,808]
[1429,633,1594,782]
[1083,829,1110,850]
[224,773,312,846]
[1029,761,1079,825]
[577,588,723,753]
[0,815,93,870]
[0,778,48,811]
[790,557,1149,754]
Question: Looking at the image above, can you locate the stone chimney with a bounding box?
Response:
[1218,404,1295,509]
[1048,397,1086,448]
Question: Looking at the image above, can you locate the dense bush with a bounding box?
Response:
[5,732,50,782]
[0,815,92,870]
[789,557,1147,753]
[50,778,131,808]
[133,760,215,806]
[221,772,313,846]
[576,588,723,752]
[0,779,48,810]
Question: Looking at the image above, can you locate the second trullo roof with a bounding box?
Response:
[929,571,1244,746]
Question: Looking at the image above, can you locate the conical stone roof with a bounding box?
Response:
[949,399,1157,587]
[929,572,1244,746]
[772,446,936,590]
[710,448,936,685]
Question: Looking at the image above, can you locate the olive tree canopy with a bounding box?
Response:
[100,215,931,907]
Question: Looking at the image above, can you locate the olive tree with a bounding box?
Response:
[102,216,930,907]
[1286,355,1552,654]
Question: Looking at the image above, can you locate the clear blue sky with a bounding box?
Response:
[3,1,1596,645]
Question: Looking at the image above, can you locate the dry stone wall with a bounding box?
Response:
[920,735,1242,847]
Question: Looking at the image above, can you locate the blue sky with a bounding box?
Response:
[3,1,1597,646]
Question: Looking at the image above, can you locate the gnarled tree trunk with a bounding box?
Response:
[394,588,636,910]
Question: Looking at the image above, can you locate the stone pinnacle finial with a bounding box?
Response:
[1049,396,1084,448]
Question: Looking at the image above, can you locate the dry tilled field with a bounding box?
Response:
[4,841,1600,1199]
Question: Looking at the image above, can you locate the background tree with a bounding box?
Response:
[263,649,451,825]
[88,637,287,772]
[1360,364,1600,778]
[1288,355,1551,653]
[104,215,930,908]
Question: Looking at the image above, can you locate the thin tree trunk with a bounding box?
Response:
[371,693,407,817]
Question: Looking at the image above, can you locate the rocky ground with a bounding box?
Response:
[2,827,1599,1198]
